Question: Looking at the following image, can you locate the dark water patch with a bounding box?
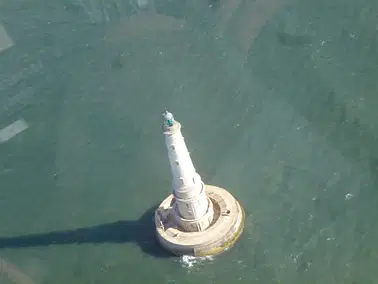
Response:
[277,32,313,47]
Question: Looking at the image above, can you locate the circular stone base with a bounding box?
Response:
[155,185,245,257]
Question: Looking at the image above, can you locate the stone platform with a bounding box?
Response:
[155,185,245,257]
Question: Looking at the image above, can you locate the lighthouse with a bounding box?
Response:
[155,111,245,257]
[162,111,214,232]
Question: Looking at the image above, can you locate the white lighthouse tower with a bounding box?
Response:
[162,111,214,232]
[155,111,245,257]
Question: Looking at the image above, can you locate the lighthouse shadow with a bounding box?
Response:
[0,204,171,258]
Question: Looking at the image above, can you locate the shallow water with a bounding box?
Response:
[1,0,378,283]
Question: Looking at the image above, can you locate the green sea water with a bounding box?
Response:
[1,0,378,283]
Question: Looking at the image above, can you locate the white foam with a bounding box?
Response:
[345,193,354,200]
[0,119,28,143]
[0,24,14,53]
[179,255,213,268]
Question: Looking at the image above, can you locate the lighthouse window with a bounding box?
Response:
[171,145,175,150]
[175,161,179,165]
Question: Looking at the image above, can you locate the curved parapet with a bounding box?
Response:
[155,185,245,257]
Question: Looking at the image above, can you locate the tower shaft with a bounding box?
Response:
[162,112,213,231]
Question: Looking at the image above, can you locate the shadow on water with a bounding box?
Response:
[0,204,172,258]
